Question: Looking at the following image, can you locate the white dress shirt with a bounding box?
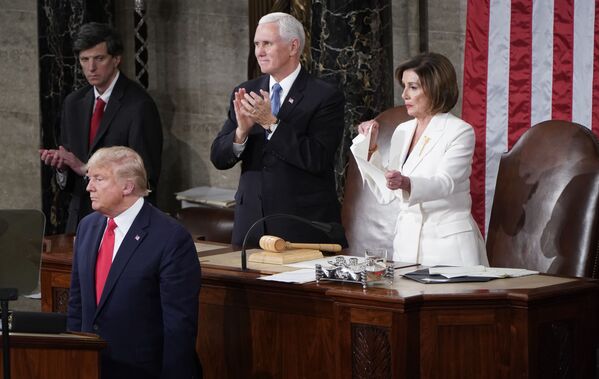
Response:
[101,196,145,261]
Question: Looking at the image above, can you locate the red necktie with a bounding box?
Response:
[95,218,116,305]
[89,97,106,147]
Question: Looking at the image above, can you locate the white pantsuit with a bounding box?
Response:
[351,113,488,266]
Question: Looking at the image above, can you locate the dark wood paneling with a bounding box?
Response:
[0,333,105,379]
[41,236,599,379]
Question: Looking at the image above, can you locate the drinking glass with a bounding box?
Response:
[364,248,393,285]
[365,248,387,265]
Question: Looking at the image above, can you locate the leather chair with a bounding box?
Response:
[175,205,235,244]
[486,120,599,278]
[341,105,411,256]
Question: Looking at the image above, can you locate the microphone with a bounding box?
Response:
[0,288,17,302]
[240,214,347,270]
[1,288,17,379]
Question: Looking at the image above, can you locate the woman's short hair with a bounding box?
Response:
[395,52,459,114]
[87,146,150,197]
[259,12,306,53]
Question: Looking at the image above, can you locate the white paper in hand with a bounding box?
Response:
[351,123,373,159]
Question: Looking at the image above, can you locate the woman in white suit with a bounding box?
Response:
[351,52,488,266]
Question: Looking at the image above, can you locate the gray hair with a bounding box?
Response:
[259,12,305,53]
[87,146,150,197]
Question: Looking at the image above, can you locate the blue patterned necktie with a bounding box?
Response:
[271,83,282,116]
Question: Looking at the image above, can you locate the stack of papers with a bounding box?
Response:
[404,265,539,284]
[176,186,236,208]
[428,265,538,278]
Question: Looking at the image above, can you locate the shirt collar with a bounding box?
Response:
[111,196,144,236]
[94,70,120,103]
[269,63,301,99]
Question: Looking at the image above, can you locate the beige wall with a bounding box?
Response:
[0,0,467,212]
[0,0,40,209]
[393,0,467,116]
[115,0,249,211]
[427,0,467,116]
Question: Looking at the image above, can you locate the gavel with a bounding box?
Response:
[259,235,342,253]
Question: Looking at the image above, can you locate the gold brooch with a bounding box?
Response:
[419,136,431,156]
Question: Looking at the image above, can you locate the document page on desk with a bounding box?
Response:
[258,269,315,284]
[404,266,539,284]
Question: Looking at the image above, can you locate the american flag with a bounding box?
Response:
[462,0,599,235]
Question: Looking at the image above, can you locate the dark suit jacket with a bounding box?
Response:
[60,73,163,233]
[67,201,202,379]
[210,68,346,246]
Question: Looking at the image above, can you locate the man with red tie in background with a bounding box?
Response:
[40,22,162,233]
[67,146,202,379]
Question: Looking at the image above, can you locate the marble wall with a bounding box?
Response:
[310,0,394,197]
[0,0,468,216]
[392,0,421,105]
[427,0,467,116]
[114,0,249,211]
[391,0,466,115]
[0,1,40,209]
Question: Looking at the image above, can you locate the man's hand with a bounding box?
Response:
[40,146,86,176]
[252,89,277,128]
[233,88,255,143]
[57,146,86,176]
[242,90,277,127]
[40,148,61,168]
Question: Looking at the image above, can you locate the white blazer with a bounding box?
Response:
[350,113,488,266]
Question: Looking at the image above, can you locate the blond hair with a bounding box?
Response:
[87,146,150,196]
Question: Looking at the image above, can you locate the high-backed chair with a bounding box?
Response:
[175,205,235,244]
[486,120,599,278]
[341,106,411,256]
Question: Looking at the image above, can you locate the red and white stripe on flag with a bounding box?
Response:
[462,0,599,236]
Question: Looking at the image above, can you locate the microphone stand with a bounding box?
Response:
[0,288,17,379]
[240,213,346,270]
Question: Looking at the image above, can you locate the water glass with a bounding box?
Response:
[365,248,387,265]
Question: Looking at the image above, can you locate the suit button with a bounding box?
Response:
[93,324,99,331]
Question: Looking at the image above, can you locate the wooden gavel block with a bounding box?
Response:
[259,235,342,253]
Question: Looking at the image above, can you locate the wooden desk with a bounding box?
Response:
[41,235,599,378]
[0,332,105,379]
[41,234,75,313]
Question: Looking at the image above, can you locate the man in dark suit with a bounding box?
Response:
[67,146,201,379]
[211,12,346,246]
[40,22,162,233]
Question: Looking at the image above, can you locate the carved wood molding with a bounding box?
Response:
[52,287,70,313]
[351,323,391,379]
